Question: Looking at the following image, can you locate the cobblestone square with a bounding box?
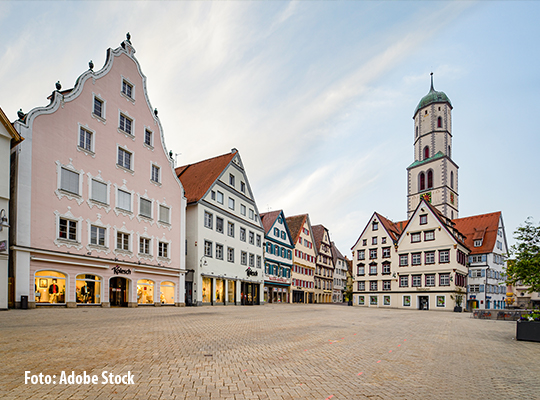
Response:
[1,305,539,399]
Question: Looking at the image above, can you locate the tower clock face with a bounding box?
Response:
[421,192,432,203]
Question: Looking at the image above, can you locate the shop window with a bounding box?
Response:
[202,277,212,303]
[35,271,66,304]
[160,282,175,304]
[215,279,225,303]
[137,279,154,304]
[76,274,102,304]
[228,280,236,303]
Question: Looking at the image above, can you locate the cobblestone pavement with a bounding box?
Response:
[1,304,539,399]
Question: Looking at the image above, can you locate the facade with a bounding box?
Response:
[11,36,187,308]
[331,242,348,303]
[407,74,459,220]
[312,225,334,303]
[286,214,317,303]
[1,107,24,309]
[260,210,294,303]
[176,149,265,306]
[453,212,509,310]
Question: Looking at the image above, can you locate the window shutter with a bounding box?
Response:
[469,270,472,278]
[61,168,79,194]
[159,205,170,223]
[118,190,131,211]
[481,269,485,278]
[91,179,107,203]
[467,284,469,292]
[468,256,472,263]
[480,284,484,292]
[482,255,487,262]
[140,198,152,217]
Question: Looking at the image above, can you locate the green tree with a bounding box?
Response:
[506,218,540,293]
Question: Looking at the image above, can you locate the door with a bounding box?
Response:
[185,281,193,306]
[419,296,429,310]
[110,277,128,307]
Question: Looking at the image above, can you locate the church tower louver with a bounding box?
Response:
[407,73,459,219]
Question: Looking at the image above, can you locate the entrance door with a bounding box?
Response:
[419,296,429,310]
[110,277,128,307]
[185,281,193,306]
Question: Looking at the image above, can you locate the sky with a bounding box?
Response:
[1,1,539,256]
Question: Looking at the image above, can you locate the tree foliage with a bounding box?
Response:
[506,217,540,293]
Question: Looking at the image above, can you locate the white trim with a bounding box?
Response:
[120,74,136,103]
[116,143,134,173]
[117,109,135,139]
[143,126,154,149]
[55,159,84,205]
[133,269,179,277]
[137,190,154,224]
[76,123,96,156]
[31,257,109,269]
[86,171,111,212]
[86,214,111,254]
[114,181,135,218]
[53,207,84,250]
[91,92,107,123]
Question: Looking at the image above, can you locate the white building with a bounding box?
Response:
[176,149,265,306]
[331,242,348,303]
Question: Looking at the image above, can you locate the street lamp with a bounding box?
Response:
[0,209,9,231]
[200,255,208,268]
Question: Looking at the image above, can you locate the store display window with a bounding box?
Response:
[160,281,175,304]
[215,279,224,303]
[137,279,154,304]
[227,280,235,303]
[76,274,101,304]
[35,271,66,304]
[202,277,212,303]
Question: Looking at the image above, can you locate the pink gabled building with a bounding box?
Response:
[11,35,187,308]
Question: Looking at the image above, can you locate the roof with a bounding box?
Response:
[285,214,307,244]
[331,241,346,265]
[452,212,502,255]
[175,151,236,204]
[0,107,23,145]
[413,74,452,117]
[260,210,282,235]
[407,151,445,169]
[376,213,406,242]
[312,224,328,250]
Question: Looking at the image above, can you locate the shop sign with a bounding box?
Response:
[268,276,287,283]
[0,240,6,252]
[112,265,132,275]
[469,295,476,299]
[246,267,258,277]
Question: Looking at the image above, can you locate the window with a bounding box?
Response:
[240,181,246,193]
[419,172,425,191]
[159,242,169,258]
[240,204,246,215]
[249,253,255,267]
[216,191,224,204]
[122,80,133,99]
[139,198,152,219]
[423,146,429,160]
[117,189,131,212]
[117,147,132,170]
[437,296,445,307]
[91,179,107,204]
[358,281,365,291]
[229,174,235,186]
[419,214,427,225]
[228,222,234,237]
[159,205,170,224]
[151,165,160,183]
[369,264,377,275]
[383,281,391,291]
[382,263,391,274]
[211,191,216,200]
[93,97,104,118]
[228,198,235,210]
[439,274,450,286]
[227,247,234,262]
[439,250,449,263]
[144,129,152,147]
[362,239,367,246]
[257,255,261,268]
[399,254,408,266]
[76,274,101,304]
[58,218,77,241]
[437,116,442,128]
[357,265,365,275]
[90,226,106,246]
[450,171,454,189]
[249,231,254,245]
[357,250,365,261]
[240,227,246,241]
[370,281,377,291]
[116,232,129,250]
[425,251,435,264]
[216,244,223,260]
[216,217,224,234]
[256,235,261,247]
[139,237,150,254]
[474,239,483,247]
[369,249,377,259]
[412,275,421,287]
[370,296,378,305]
[60,167,80,195]
[424,230,435,241]
[427,170,433,189]
[249,209,254,220]
[425,274,435,287]
[274,227,279,236]
[399,275,408,287]
[381,237,387,244]
[204,212,213,229]
[372,237,377,245]
[79,127,93,152]
[411,232,421,243]
[403,295,411,307]
[204,241,213,257]
[119,113,132,135]
[372,221,378,231]
[412,253,421,266]
[382,247,391,258]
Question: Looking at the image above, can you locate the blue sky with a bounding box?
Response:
[1,1,539,255]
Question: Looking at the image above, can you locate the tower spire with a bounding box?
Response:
[430,72,434,91]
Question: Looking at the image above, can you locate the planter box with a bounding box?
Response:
[516,321,540,342]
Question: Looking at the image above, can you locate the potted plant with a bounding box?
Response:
[517,310,540,342]
[451,289,465,312]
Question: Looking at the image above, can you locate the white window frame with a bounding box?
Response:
[118,110,134,137]
[216,243,224,260]
[139,196,153,220]
[204,240,213,258]
[228,197,235,210]
[158,241,170,259]
[92,94,106,121]
[121,75,135,101]
[90,225,107,247]
[144,127,153,149]
[204,211,213,229]
[78,124,95,155]
[227,247,234,263]
[116,231,131,251]
[217,191,224,204]
[158,203,171,225]
[139,236,151,255]
[56,161,83,202]
[115,186,134,214]
[117,145,133,172]
[89,176,109,206]
[151,163,161,184]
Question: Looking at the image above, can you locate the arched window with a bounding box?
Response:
[419,172,425,191]
[137,279,155,304]
[448,145,451,158]
[437,116,442,128]
[35,271,67,304]
[160,281,175,304]
[427,170,433,189]
[76,274,101,304]
[450,171,454,189]
[423,146,429,160]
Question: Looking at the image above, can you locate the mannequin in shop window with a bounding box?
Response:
[81,284,91,303]
[49,279,59,303]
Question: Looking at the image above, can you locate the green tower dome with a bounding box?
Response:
[413,73,452,117]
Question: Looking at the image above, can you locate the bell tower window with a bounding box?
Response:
[437,116,442,128]
[423,146,429,160]
[427,170,433,189]
[419,172,425,191]
[451,171,454,189]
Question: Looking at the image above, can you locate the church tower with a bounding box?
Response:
[407,74,459,219]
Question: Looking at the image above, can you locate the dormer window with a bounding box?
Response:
[474,239,483,247]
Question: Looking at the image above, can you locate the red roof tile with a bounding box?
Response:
[452,212,501,255]
[285,214,307,244]
[175,151,236,204]
[260,210,282,235]
[312,224,327,250]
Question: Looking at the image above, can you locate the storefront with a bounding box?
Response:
[241,282,260,305]
[264,284,289,303]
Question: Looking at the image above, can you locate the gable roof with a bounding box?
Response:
[331,242,346,265]
[0,107,23,145]
[312,224,328,250]
[452,212,502,255]
[175,151,236,204]
[260,210,282,235]
[285,214,307,244]
[351,212,406,250]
